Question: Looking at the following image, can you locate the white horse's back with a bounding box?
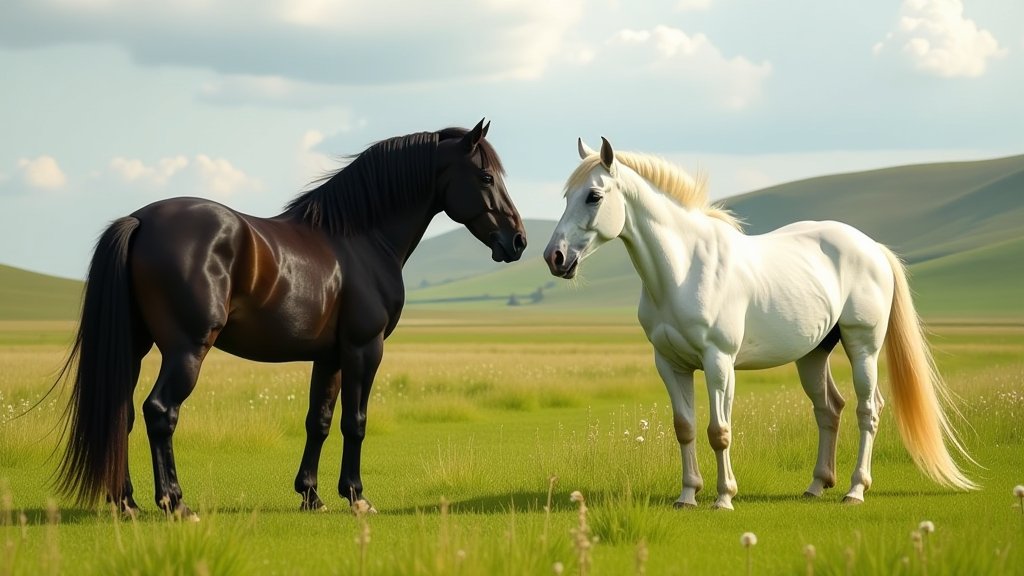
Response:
[733,220,894,369]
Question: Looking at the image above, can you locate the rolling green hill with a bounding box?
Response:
[3,155,1021,321]
[0,264,82,320]
[403,219,555,288]
[405,155,1024,319]
[910,236,1024,319]
[727,154,1024,263]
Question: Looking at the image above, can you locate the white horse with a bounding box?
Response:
[543,137,975,509]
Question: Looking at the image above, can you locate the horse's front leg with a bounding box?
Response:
[654,353,703,508]
[703,349,738,510]
[338,334,384,512]
[294,360,341,511]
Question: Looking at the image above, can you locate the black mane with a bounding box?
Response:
[285,128,506,236]
[285,131,439,236]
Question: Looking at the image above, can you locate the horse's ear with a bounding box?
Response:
[578,138,596,159]
[600,137,615,171]
[481,121,491,140]
[462,118,486,151]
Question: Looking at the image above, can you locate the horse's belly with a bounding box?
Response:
[734,311,834,370]
[216,312,336,362]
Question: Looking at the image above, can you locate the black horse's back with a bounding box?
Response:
[56,216,148,506]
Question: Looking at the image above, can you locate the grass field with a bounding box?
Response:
[0,314,1022,575]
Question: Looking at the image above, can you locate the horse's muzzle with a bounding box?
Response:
[490,231,527,263]
[543,241,577,279]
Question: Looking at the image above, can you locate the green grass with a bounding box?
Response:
[0,317,1022,575]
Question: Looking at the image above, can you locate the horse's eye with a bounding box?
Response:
[482,174,494,185]
[586,190,602,204]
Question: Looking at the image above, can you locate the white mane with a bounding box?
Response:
[565,151,742,231]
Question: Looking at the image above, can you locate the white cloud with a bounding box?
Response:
[110,155,188,186]
[874,0,1007,78]
[15,155,66,189]
[107,154,260,197]
[193,154,261,197]
[598,26,772,109]
[296,129,330,183]
[0,0,585,85]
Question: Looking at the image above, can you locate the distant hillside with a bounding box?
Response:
[403,219,555,288]
[4,155,1021,321]
[910,236,1024,319]
[727,154,1024,263]
[405,155,1024,319]
[0,264,82,320]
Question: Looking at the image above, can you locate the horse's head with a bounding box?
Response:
[437,119,526,263]
[544,137,627,279]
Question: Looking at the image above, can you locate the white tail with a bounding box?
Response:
[879,245,976,490]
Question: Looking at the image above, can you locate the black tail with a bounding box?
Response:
[56,216,140,506]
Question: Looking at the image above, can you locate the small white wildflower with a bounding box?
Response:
[624,429,630,436]
[352,499,371,516]
[639,419,649,431]
[1014,485,1024,498]
[740,532,757,547]
[553,561,565,575]
[635,436,644,443]
[918,521,934,534]
[570,491,584,503]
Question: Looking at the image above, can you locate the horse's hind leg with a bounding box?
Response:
[110,334,152,514]
[839,324,885,504]
[294,360,341,511]
[143,343,210,520]
[795,347,846,497]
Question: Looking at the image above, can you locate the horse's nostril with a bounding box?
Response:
[554,250,565,267]
[513,233,526,252]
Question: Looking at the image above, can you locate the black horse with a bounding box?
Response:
[55,120,526,518]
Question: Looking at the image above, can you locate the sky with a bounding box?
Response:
[1,0,1021,279]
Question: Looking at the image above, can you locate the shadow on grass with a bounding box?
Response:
[39,487,965,523]
[381,490,610,516]
[19,506,103,525]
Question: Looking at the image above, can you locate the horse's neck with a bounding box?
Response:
[620,191,719,306]
[376,200,441,265]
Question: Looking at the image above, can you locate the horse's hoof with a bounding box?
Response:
[171,503,200,522]
[803,491,821,498]
[673,501,697,509]
[711,499,734,511]
[841,496,864,505]
[300,498,328,512]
